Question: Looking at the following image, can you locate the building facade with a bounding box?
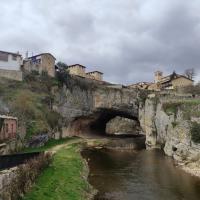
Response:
[0,51,23,81]
[23,53,56,77]
[0,115,17,141]
[86,71,103,81]
[154,71,193,90]
[67,64,86,77]
[67,64,104,81]
[128,82,152,90]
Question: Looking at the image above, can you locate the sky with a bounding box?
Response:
[0,0,200,84]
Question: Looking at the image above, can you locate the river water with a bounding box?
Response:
[82,148,200,200]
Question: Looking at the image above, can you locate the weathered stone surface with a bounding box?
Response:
[106,116,140,135]
[53,78,139,137]
[139,95,200,177]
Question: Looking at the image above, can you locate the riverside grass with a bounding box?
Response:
[22,143,91,200]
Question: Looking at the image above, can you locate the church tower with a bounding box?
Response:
[154,71,163,83]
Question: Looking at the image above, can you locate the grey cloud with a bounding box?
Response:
[0,0,200,84]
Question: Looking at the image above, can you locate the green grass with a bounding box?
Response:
[22,143,91,200]
[22,137,77,153]
[163,99,200,119]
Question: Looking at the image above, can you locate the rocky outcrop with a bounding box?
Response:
[53,77,138,137]
[106,116,140,135]
[139,95,200,176]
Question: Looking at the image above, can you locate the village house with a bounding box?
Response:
[0,50,23,81]
[128,82,152,90]
[0,115,18,141]
[67,64,104,81]
[67,64,87,77]
[154,71,193,90]
[86,71,103,81]
[23,53,56,77]
[128,71,193,91]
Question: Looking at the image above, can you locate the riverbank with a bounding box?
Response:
[22,138,96,200]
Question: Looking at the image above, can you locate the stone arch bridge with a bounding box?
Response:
[54,78,139,137]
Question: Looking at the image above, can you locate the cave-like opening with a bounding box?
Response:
[67,108,141,137]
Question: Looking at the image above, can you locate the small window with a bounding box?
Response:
[11,124,14,133]
[5,124,8,133]
[12,55,17,61]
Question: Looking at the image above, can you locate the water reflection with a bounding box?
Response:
[82,149,200,200]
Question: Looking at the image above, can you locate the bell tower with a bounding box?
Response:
[154,71,163,83]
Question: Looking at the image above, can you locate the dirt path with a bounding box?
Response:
[47,138,84,154]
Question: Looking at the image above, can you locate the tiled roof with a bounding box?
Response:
[0,50,21,57]
[68,64,86,68]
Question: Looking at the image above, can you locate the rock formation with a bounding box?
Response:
[139,94,200,176]
[106,116,140,135]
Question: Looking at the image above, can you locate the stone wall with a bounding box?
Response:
[0,69,22,81]
[0,167,17,200]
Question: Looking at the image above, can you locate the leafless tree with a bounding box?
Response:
[185,68,195,80]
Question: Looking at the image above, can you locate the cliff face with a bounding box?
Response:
[139,95,200,176]
[53,77,138,136]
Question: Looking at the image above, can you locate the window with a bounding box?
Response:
[5,123,8,133]
[11,124,13,133]
[12,55,17,61]
[11,124,14,137]
[0,52,8,61]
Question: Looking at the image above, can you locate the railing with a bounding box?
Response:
[0,152,41,171]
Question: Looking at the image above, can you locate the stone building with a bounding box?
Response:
[128,82,152,90]
[67,64,86,77]
[0,50,23,81]
[0,115,17,141]
[67,64,104,81]
[86,71,103,81]
[23,53,56,77]
[154,71,193,90]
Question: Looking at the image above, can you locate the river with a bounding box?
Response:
[82,148,200,200]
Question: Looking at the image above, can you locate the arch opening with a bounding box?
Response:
[67,108,141,138]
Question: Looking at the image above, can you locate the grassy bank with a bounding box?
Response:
[22,137,77,153]
[22,142,93,200]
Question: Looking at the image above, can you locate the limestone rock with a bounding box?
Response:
[106,116,140,135]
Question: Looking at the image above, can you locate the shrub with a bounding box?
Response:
[162,102,182,116]
[191,122,200,143]
[46,111,62,131]
[172,121,178,128]
[8,153,52,200]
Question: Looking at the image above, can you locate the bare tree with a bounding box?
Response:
[185,68,195,80]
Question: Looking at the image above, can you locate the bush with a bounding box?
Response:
[172,121,178,128]
[191,122,200,143]
[8,153,52,200]
[162,102,182,116]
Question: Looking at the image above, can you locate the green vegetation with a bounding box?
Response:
[0,73,62,138]
[163,99,200,119]
[22,138,77,153]
[22,143,91,200]
[162,102,182,116]
[191,122,200,143]
[138,90,150,105]
[172,121,178,128]
[8,153,52,200]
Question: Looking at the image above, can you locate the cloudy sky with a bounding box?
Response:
[0,0,200,84]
